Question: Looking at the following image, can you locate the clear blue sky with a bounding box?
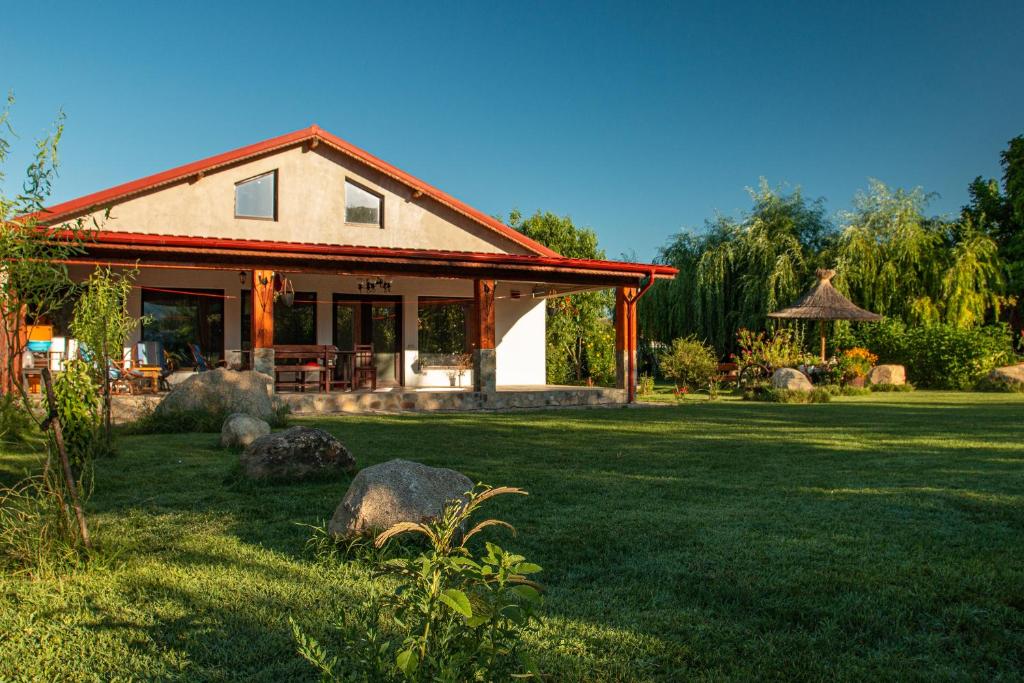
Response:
[3,0,1022,261]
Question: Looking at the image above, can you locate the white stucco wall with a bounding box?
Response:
[66,266,547,388]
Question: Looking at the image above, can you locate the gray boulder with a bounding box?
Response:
[329,459,473,538]
[991,363,1024,386]
[156,369,277,420]
[220,413,270,448]
[771,367,813,391]
[868,364,906,386]
[240,426,355,480]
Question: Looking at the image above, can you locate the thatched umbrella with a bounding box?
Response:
[767,268,882,361]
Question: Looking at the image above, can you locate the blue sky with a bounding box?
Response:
[3,1,1022,261]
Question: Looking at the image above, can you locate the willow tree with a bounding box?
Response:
[640,181,830,354]
[830,180,1003,327]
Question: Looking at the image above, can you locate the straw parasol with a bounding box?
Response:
[767,268,882,361]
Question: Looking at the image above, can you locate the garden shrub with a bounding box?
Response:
[746,387,831,403]
[52,359,106,466]
[637,374,655,396]
[834,319,1016,389]
[660,336,718,397]
[869,382,916,393]
[292,485,543,681]
[124,403,290,435]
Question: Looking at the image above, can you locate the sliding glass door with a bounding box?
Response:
[142,288,225,367]
[332,294,402,385]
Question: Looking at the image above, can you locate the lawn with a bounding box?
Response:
[1,392,1023,681]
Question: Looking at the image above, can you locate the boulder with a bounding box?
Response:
[329,458,473,538]
[771,367,813,392]
[220,413,270,448]
[156,369,277,420]
[990,363,1024,386]
[240,426,355,480]
[868,364,906,386]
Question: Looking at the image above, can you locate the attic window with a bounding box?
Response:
[345,180,382,226]
[235,171,277,220]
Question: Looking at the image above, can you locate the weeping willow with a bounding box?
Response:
[640,179,1006,355]
[641,181,827,353]
[829,180,1003,327]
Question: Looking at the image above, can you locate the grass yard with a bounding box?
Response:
[1,391,1023,681]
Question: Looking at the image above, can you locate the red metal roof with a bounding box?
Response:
[33,124,562,258]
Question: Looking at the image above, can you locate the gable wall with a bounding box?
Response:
[82,145,529,255]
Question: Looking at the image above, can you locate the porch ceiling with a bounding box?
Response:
[67,231,677,287]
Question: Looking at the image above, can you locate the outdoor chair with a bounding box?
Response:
[137,341,175,391]
[189,343,227,372]
[352,344,377,391]
[79,344,149,395]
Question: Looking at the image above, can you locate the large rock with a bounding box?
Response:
[329,459,473,538]
[220,413,270,448]
[868,364,906,386]
[991,363,1024,386]
[771,367,813,391]
[240,426,355,480]
[156,369,277,420]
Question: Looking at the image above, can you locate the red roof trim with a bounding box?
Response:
[32,125,561,258]
[75,230,677,279]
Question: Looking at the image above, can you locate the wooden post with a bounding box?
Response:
[615,287,638,402]
[472,279,496,393]
[819,320,827,362]
[251,270,275,378]
[252,269,275,349]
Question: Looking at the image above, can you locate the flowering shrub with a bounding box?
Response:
[834,347,878,382]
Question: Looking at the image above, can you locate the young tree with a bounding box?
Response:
[70,267,143,446]
[508,210,616,384]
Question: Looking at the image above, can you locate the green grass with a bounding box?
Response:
[2,391,1023,681]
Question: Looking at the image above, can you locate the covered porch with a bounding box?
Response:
[52,230,672,409]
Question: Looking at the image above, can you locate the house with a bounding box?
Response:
[23,125,675,410]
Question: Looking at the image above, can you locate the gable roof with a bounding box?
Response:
[33,125,561,258]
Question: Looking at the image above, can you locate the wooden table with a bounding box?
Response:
[134,365,162,393]
[273,344,351,392]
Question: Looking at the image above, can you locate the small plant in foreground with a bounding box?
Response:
[637,374,655,396]
[292,485,543,681]
[869,382,916,393]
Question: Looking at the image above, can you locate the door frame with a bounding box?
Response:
[331,293,404,386]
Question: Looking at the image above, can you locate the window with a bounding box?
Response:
[345,180,382,226]
[142,288,225,366]
[235,170,277,219]
[418,297,471,365]
[240,290,317,348]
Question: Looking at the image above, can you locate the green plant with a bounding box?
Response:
[637,374,655,396]
[974,375,1024,393]
[123,403,289,435]
[293,485,543,681]
[659,336,718,398]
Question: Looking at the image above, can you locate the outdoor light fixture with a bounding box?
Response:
[357,277,393,293]
[238,271,247,285]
